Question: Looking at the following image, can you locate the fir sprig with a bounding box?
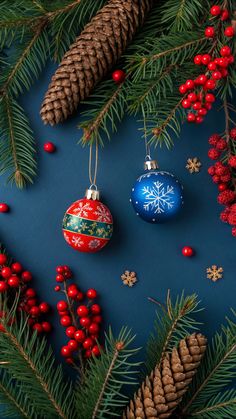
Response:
[76,327,141,418]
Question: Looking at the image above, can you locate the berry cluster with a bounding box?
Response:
[54,265,102,365]
[179,4,234,124]
[208,129,236,236]
[0,253,51,333]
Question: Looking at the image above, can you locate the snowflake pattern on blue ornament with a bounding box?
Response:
[142,181,174,214]
[130,170,184,223]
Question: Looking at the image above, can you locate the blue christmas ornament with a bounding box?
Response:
[130,159,184,223]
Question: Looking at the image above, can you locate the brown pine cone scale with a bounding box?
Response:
[40,0,153,125]
[123,333,207,419]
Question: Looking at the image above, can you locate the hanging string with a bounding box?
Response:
[143,114,151,160]
[89,139,98,188]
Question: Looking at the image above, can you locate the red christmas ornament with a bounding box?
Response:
[62,188,113,253]
[0,203,9,213]
[112,69,126,84]
[182,246,194,257]
[43,142,56,153]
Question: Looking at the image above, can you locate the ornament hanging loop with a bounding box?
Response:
[86,140,100,200]
[143,114,158,170]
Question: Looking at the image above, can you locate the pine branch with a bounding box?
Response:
[79,77,128,145]
[0,370,36,418]
[181,310,236,416]
[0,96,36,188]
[0,305,75,419]
[146,291,201,374]
[76,327,141,418]
[189,389,236,418]
[161,0,210,32]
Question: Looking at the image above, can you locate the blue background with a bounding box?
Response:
[0,65,235,362]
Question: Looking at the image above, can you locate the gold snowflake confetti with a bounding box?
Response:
[121,271,137,287]
[206,265,223,282]
[186,157,202,174]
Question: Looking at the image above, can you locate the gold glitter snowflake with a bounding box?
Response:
[186,157,202,174]
[206,265,223,282]
[121,271,137,287]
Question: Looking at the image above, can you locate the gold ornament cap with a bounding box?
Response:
[85,186,100,201]
[144,159,158,171]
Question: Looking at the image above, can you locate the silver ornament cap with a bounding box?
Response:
[144,159,158,171]
[85,187,100,201]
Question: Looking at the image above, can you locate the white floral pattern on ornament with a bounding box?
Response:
[71,236,84,248]
[142,181,174,214]
[89,239,101,249]
[72,202,93,217]
[94,204,112,222]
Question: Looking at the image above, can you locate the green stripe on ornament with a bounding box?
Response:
[62,213,113,240]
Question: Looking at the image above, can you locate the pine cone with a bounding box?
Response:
[123,333,207,419]
[40,0,153,125]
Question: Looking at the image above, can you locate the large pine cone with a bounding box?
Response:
[40,0,153,125]
[123,333,207,419]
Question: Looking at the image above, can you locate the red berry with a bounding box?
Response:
[0,281,8,293]
[89,323,99,335]
[56,274,64,283]
[194,55,202,65]
[201,54,211,65]
[74,329,86,342]
[187,92,197,102]
[208,166,215,176]
[25,288,36,298]
[58,310,69,317]
[67,288,78,299]
[216,139,227,151]
[39,302,50,313]
[57,301,68,311]
[61,346,71,357]
[80,317,91,328]
[185,79,195,90]
[77,305,89,317]
[208,134,220,145]
[205,26,215,37]
[92,315,102,324]
[182,246,194,257]
[60,315,72,327]
[33,323,43,334]
[91,304,101,315]
[66,326,77,338]
[54,285,61,292]
[1,267,12,279]
[179,84,187,94]
[210,5,221,16]
[230,128,236,139]
[68,339,78,351]
[195,116,204,124]
[218,57,229,68]
[0,203,9,213]
[86,289,97,299]
[0,254,7,265]
[41,321,52,333]
[8,276,20,288]
[195,74,207,85]
[112,69,126,84]
[208,61,217,71]
[56,266,64,274]
[218,190,235,205]
[198,108,207,116]
[11,262,23,274]
[205,93,215,103]
[212,175,220,184]
[228,55,234,64]
[204,79,216,90]
[85,349,92,358]
[182,99,191,109]
[187,113,196,122]
[221,9,229,20]
[76,292,84,301]
[220,46,231,57]
[30,306,40,317]
[208,148,220,160]
[232,227,236,237]
[224,26,234,37]
[44,142,56,153]
[228,156,236,168]
[192,101,201,110]
[63,270,72,279]
[63,265,71,272]
[212,71,222,80]
[221,173,232,183]
[83,338,94,349]
[218,183,227,192]
[21,271,32,282]
[220,209,230,223]
[27,298,37,307]
[92,345,101,356]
